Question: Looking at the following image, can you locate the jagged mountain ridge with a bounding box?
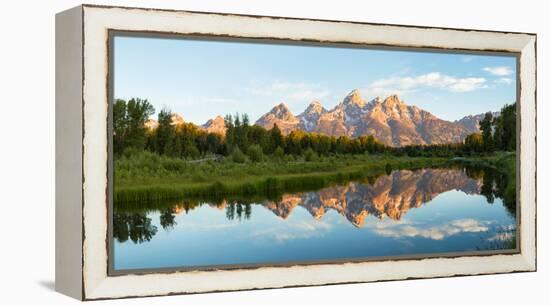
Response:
[201,115,226,135]
[254,89,486,146]
[454,111,500,133]
[298,100,327,132]
[144,113,227,136]
[144,113,185,130]
[254,103,300,134]
[143,89,496,147]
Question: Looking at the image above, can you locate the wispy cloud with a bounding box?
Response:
[363,87,410,98]
[370,219,491,240]
[249,218,333,243]
[364,72,488,95]
[487,231,514,242]
[482,66,513,76]
[163,94,239,108]
[246,80,330,103]
[494,77,514,85]
[176,222,239,231]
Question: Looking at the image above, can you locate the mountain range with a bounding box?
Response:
[254,89,488,146]
[146,89,496,147]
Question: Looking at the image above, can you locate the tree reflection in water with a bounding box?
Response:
[159,208,177,230]
[113,212,158,244]
[226,203,252,221]
[464,164,515,216]
[113,165,515,244]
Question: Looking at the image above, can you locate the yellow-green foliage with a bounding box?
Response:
[114,151,451,203]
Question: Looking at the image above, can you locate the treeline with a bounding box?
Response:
[113,98,387,161]
[113,98,516,161]
[113,98,224,159]
[223,113,387,162]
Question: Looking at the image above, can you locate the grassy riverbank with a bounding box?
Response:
[114,150,516,204]
[114,151,451,203]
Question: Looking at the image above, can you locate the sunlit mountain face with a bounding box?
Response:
[253,90,484,147]
[113,166,516,271]
[143,89,497,147]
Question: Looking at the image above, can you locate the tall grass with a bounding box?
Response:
[114,151,453,204]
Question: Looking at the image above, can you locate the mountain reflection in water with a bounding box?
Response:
[263,168,482,227]
[113,166,515,245]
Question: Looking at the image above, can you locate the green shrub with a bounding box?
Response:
[304,148,318,162]
[183,144,200,159]
[247,144,264,162]
[273,146,285,161]
[231,148,246,163]
[284,154,295,162]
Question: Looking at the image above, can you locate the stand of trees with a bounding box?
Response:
[113,98,516,161]
[113,99,388,160]
[113,98,155,154]
[146,109,225,159]
[223,113,387,160]
[464,103,516,153]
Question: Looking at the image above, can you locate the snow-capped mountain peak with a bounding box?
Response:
[341,89,366,108]
[303,100,327,115]
[255,102,299,134]
[298,100,328,132]
[255,90,476,146]
[270,103,294,120]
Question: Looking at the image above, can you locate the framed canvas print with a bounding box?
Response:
[55,4,537,300]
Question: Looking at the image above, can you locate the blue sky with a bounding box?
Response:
[114,36,517,124]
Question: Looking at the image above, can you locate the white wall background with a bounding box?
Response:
[0,0,546,305]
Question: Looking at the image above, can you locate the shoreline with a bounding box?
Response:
[113,154,513,204]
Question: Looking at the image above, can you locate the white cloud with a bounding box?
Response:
[371,218,491,240]
[176,222,238,231]
[482,66,513,76]
[448,78,487,92]
[364,72,488,95]
[249,216,333,243]
[494,77,514,85]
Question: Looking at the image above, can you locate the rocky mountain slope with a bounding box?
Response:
[455,111,500,133]
[201,115,226,135]
[144,89,497,147]
[144,113,227,136]
[143,113,185,130]
[297,100,327,132]
[255,103,301,134]
[255,89,482,146]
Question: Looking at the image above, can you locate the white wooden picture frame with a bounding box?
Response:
[55,4,536,300]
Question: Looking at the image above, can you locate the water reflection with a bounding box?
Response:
[113,166,515,246]
[113,213,158,244]
[263,168,482,227]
